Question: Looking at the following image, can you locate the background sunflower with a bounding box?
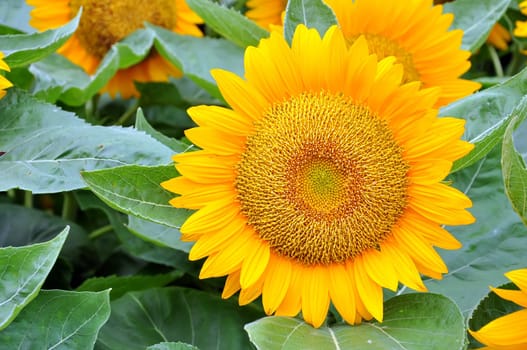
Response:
[27,0,203,98]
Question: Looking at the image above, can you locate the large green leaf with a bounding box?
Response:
[440,68,527,172]
[246,293,465,350]
[0,289,111,349]
[30,24,244,104]
[0,228,68,330]
[0,0,33,33]
[95,287,264,350]
[0,203,97,286]
[502,105,527,225]
[76,272,182,300]
[30,28,155,105]
[0,89,173,193]
[283,0,337,44]
[0,11,80,68]
[149,24,245,99]
[443,0,511,53]
[186,0,268,47]
[81,165,191,229]
[425,144,527,318]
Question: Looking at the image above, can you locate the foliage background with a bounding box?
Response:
[0,0,526,349]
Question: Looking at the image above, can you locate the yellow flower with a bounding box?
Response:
[469,269,527,349]
[324,0,479,107]
[162,24,475,328]
[514,1,527,38]
[27,0,203,98]
[486,23,511,51]
[0,52,13,99]
[245,0,286,30]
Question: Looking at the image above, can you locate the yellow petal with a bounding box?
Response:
[301,265,330,328]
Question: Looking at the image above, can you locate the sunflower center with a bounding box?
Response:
[235,91,409,265]
[70,0,175,58]
[349,33,420,83]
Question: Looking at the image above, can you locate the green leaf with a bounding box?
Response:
[95,287,264,350]
[0,289,110,349]
[147,343,199,350]
[149,24,245,99]
[0,89,173,193]
[468,282,522,348]
[127,215,193,252]
[0,0,33,33]
[0,10,80,68]
[82,165,191,228]
[246,293,465,350]
[502,102,527,225]
[441,68,527,173]
[135,108,191,152]
[0,203,97,284]
[30,28,155,105]
[0,228,68,330]
[425,144,527,318]
[76,272,183,300]
[283,0,337,44]
[443,0,511,53]
[74,191,199,275]
[186,0,268,47]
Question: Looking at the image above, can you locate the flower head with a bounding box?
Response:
[469,269,527,349]
[515,1,527,38]
[0,52,13,99]
[162,24,474,328]
[324,0,479,107]
[27,0,203,98]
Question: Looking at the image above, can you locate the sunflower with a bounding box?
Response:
[486,23,512,51]
[514,1,527,38]
[162,24,474,328]
[0,52,12,99]
[323,0,479,107]
[245,0,286,29]
[27,0,203,98]
[469,269,527,349]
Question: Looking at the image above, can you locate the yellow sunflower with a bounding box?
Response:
[162,24,475,328]
[245,0,286,29]
[27,0,203,98]
[486,23,512,51]
[324,0,479,107]
[469,269,527,349]
[514,1,527,38]
[0,52,13,99]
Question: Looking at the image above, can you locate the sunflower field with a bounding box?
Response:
[1,0,527,349]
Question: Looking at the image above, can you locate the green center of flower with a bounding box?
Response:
[70,0,175,58]
[303,161,343,211]
[235,91,409,265]
[349,33,420,84]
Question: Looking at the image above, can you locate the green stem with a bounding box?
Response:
[24,190,33,208]
[88,225,113,240]
[488,45,504,78]
[62,192,77,221]
[116,99,140,126]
